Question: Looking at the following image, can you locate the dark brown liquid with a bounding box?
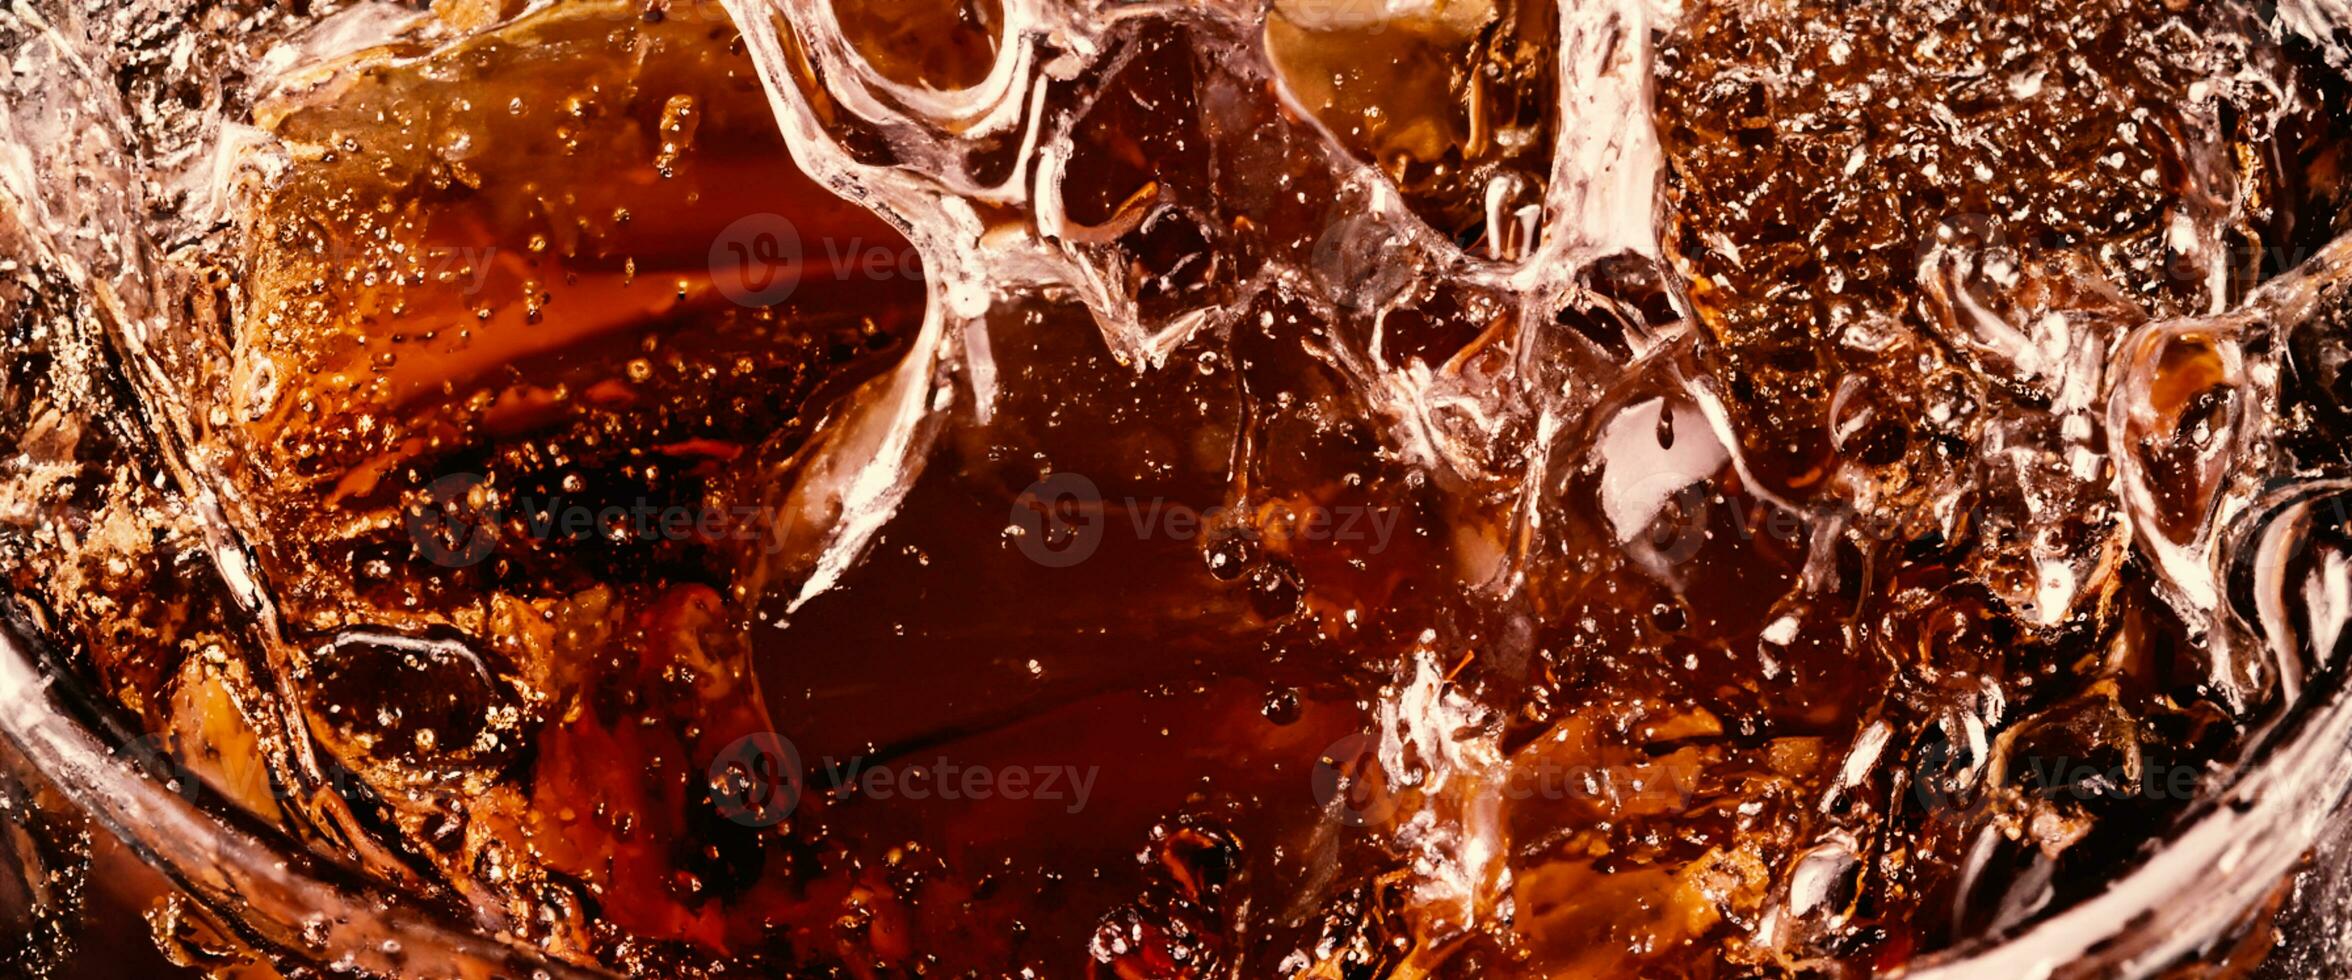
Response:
[21,0,2352,976]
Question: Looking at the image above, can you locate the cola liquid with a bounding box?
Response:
[5,0,2352,976]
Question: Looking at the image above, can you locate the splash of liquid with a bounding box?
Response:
[4,0,2352,975]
